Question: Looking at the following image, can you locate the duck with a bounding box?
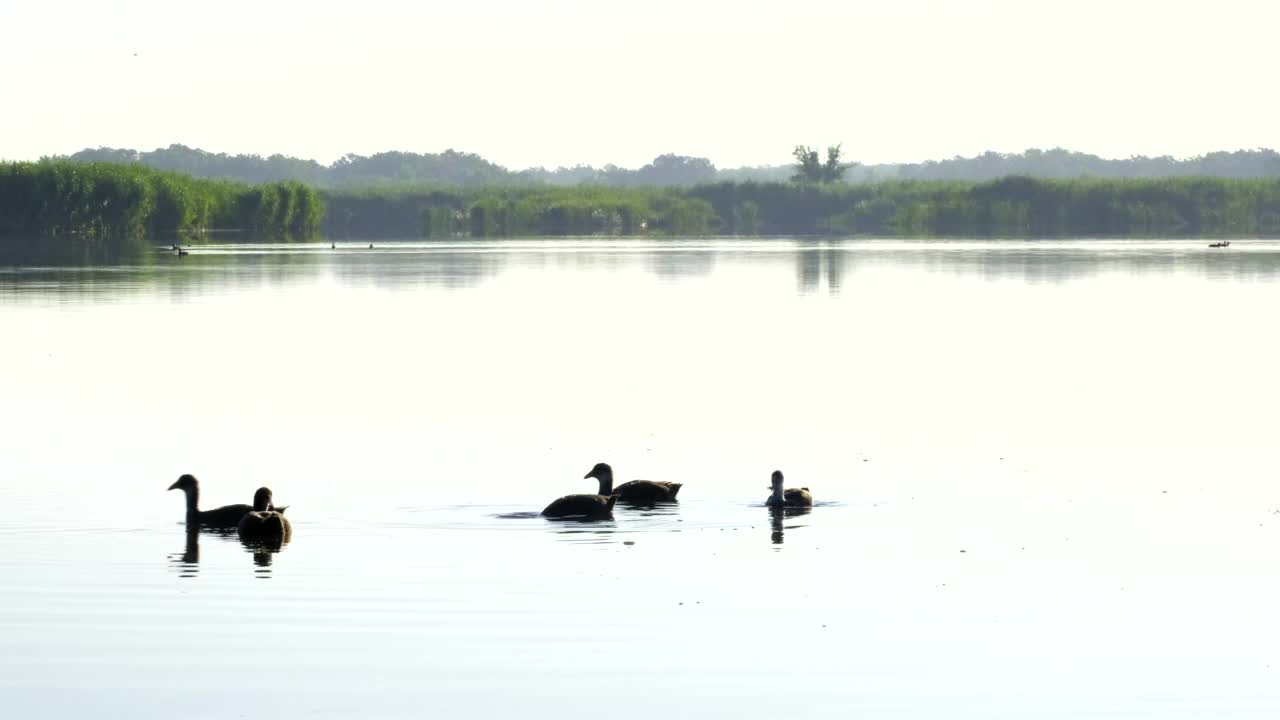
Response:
[585,462,681,503]
[765,470,813,508]
[541,489,617,519]
[237,487,293,542]
[167,474,287,528]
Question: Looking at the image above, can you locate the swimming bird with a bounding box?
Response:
[541,490,617,519]
[237,487,292,542]
[167,474,287,528]
[765,470,812,508]
[585,462,681,503]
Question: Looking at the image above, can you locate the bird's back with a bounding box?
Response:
[542,493,615,518]
[238,509,293,539]
[195,503,254,528]
[614,480,681,502]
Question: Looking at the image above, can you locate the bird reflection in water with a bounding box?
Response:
[168,528,201,578]
[768,506,813,546]
[545,515,619,544]
[167,527,239,578]
[240,533,290,576]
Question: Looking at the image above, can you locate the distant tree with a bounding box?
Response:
[792,144,849,183]
[632,154,717,186]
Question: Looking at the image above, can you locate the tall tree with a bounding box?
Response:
[793,144,849,183]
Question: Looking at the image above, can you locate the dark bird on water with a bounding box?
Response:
[168,474,287,528]
[237,486,293,541]
[765,470,813,508]
[541,490,617,519]
[584,462,681,503]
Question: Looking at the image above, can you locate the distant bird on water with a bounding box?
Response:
[168,474,287,528]
[237,487,292,541]
[765,470,812,508]
[585,462,681,503]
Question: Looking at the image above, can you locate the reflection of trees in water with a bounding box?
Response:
[12,240,1280,305]
[328,249,505,291]
[0,235,156,267]
[891,245,1280,283]
[648,250,715,280]
[0,241,512,304]
[795,241,846,295]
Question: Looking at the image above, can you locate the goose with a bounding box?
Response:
[541,490,617,519]
[167,474,287,528]
[765,470,812,508]
[585,462,681,503]
[237,487,292,541]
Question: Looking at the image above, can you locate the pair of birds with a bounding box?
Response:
[168,474,292,541]
[541,463,812,519]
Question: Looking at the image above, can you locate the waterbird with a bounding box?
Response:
[541,489,617,519]
[237,487,292,542]
[765,470,813,508]
[168,474,287,528]
[585,462,682,503]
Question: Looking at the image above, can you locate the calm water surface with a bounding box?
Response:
[2,239,1279,718]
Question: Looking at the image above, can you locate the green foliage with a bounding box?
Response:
[329,176,1280,239]
[792,145,849,183]
[690,176,1280,237]
[8,162,1278,243]
[0,161,325,243]
[323,185,717,238]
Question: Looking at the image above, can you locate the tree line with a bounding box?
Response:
[0,161,325,241]
[55,144,1280,189]
[321,176,1280,239]
[6,161,1280,244]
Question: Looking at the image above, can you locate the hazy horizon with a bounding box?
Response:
[3,0,1277,169]
[26,143,1280,174]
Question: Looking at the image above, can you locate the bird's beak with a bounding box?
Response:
[167,480,181,491]
[584,471,594,479]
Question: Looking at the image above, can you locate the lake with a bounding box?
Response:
[1,238,1278,718]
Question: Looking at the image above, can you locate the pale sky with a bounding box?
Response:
[1,0,1276,169]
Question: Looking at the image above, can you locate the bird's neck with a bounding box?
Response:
[770,485,785,503]
[596,473,614,496]
[184,486,200,513]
